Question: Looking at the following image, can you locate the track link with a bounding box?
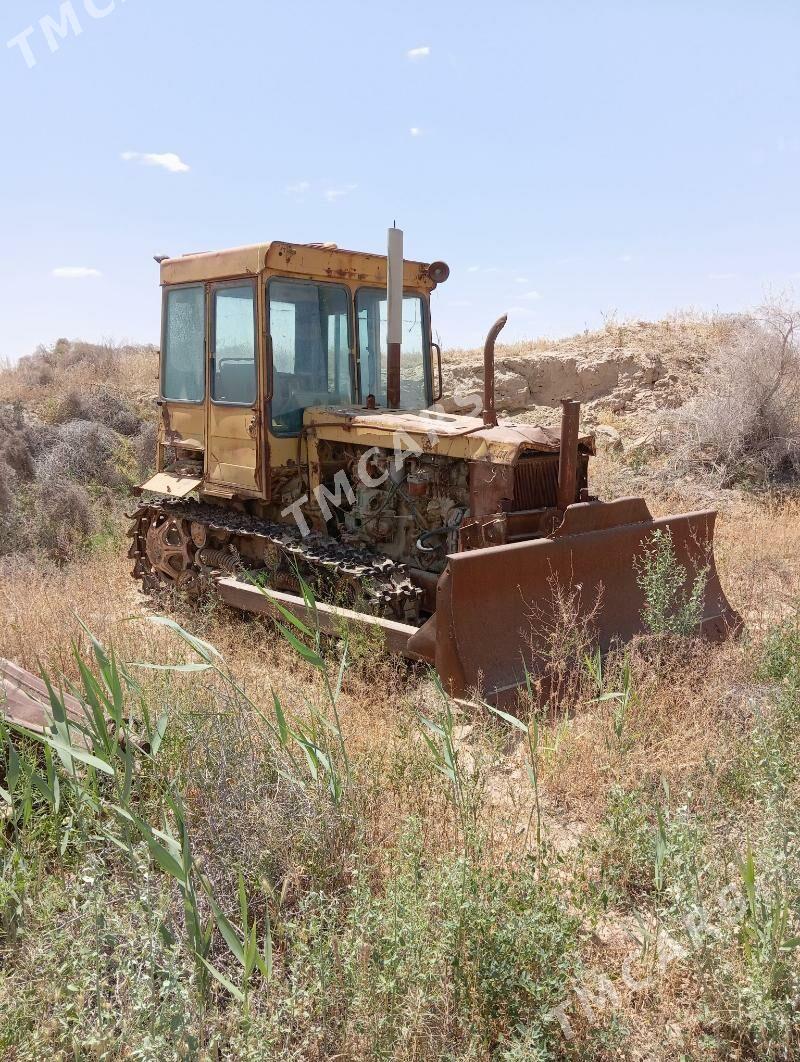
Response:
[128,498,423,623]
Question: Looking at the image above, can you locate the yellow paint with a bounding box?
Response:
[161,403,205,449]
[151,239,546,504]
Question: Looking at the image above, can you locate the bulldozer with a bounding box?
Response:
[129,231,740,704]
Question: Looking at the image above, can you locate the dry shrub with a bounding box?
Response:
[182,693,353,912]
[37,419,122,487]
[0,457,15,513]
[521,576,603,711]
[34,480,95,561]
[666,302,800,487]
[0,339,159,415]
[54,387,142,437]
[134,421,157,478]
[0,404,48,478]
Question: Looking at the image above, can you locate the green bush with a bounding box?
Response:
[635,528,707,637]
[758,610,800,686]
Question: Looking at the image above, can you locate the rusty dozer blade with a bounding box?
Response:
[409,498,741,705]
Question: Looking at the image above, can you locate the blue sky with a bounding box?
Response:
[2,0,799,360]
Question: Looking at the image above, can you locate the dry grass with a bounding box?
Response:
[2,323,799,1059]
[2,477,797,1056]
[0,338,159,417]
[443,310,730,368]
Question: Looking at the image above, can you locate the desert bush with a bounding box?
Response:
[33,480,95,561]
[0,339,159,415]
[1,434,35,480]
[134,420,158,477]
[522,576,604,710]
[0,404,48,477]
[666,302,800,487]
[36,419,123,488]
[234,824,579,1058]
[0,457,15,514]
[54,386,142,437]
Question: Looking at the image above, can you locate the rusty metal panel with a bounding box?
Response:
[140,472,202,497]
[468,462,515,519]
[216,578,418,655]
[433,509,742,704]
[161,242,438,291]
[265,242,435,291]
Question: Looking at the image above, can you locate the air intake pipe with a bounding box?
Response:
[556,398,581,510]
[482,314,508,427]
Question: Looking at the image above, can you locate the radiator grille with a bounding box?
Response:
[512,454,589,511]
[512,455,560,511]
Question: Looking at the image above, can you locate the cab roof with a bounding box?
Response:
[159,240,437,291]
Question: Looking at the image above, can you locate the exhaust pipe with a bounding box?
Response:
[557,398,581,510]
[482,314,508,427]
[386,225,403,408]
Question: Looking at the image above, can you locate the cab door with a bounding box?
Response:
[206,278,262,494]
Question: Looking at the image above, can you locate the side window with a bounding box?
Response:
[268,279,352,436]
[211,283,257,405]
[355,289,429,408]
[162,285,205,402]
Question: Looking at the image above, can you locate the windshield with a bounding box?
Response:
[269,278,353,436]
[356,289,430,408]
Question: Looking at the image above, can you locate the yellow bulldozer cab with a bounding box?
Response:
[149,241,444,502]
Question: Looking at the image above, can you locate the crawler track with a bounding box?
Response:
[127,498,423,623]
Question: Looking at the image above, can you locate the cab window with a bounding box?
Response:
[162,285,205,403]
[211,282,257,405]
[356,289,430,408]
[268,278,352,436]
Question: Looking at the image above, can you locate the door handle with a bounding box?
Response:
[265,334,274,401]
[432,342,443,402]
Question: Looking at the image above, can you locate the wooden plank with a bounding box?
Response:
[216,577,421,657]
[1,659,87,735]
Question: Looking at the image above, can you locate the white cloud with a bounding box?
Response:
[514,276,529,284]
[407,46,430,60]
[507,306,535,315]
[619,253,633,263]
[410,127,422,137]
[323,183,358,202]
[467,265,480,273]
[286,180,310,195]
[52,267,102,279]
[121,151,190,174]
[520,289,542,300]
[708,272,737,280]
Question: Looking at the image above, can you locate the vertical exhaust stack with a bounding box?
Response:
[557,398,581,510]
[386,226,403,408]
[482,314,508,427]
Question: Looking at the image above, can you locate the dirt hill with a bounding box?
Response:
[442,315,732,425]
